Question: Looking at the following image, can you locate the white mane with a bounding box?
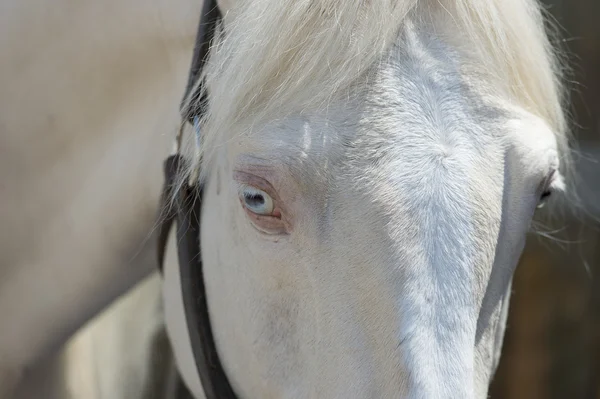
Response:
[190,0,570,183]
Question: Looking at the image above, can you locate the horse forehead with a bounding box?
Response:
[365,35,502,144]
[323,40,505,230]
[351,57,505,187]
[326,33,503,166]
[245,27,507,191]
[329,76,502,189]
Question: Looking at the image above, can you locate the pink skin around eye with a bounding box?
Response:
[237,196,282,219]
[235,171,289,234]
[242,204,287,235]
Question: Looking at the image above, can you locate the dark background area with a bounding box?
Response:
[489,1,600,398]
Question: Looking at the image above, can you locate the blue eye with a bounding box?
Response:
[239,186,274,215]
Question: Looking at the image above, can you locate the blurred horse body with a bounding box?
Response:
[10,274,167,399]
[0,0,224,396]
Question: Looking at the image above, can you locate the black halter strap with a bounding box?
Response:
[181,0,222,123]
[156,1,238,398]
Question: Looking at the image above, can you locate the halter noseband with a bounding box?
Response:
[156,1,238,398]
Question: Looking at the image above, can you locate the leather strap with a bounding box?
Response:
[155,0,239,397]
[165,155,238,399]
[181,0,222,123]
[156,0,221,273]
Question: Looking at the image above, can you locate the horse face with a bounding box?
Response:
[168,27,565,399]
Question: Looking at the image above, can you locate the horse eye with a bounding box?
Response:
[239,186,274,215]
[541,190,552,200]
[537,169,561,209]
[537,189,552,209]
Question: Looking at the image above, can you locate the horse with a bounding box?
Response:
[0,0,205,396]
[164,0,573,397]
[1,0,572,397]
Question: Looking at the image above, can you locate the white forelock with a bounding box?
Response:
[189,0,570,188]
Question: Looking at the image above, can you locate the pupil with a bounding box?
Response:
[245,193,264,207]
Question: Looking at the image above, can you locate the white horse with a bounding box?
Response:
[1,0,572,397]
[165,0,573,398]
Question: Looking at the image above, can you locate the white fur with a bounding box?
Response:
[192,0,570,183]
[167,0,572,398]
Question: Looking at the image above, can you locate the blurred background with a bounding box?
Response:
[489,0,600,398]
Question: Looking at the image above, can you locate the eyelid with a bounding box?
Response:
[543,168,567,197]
[548,170,565,192]
[234,171,279,200]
